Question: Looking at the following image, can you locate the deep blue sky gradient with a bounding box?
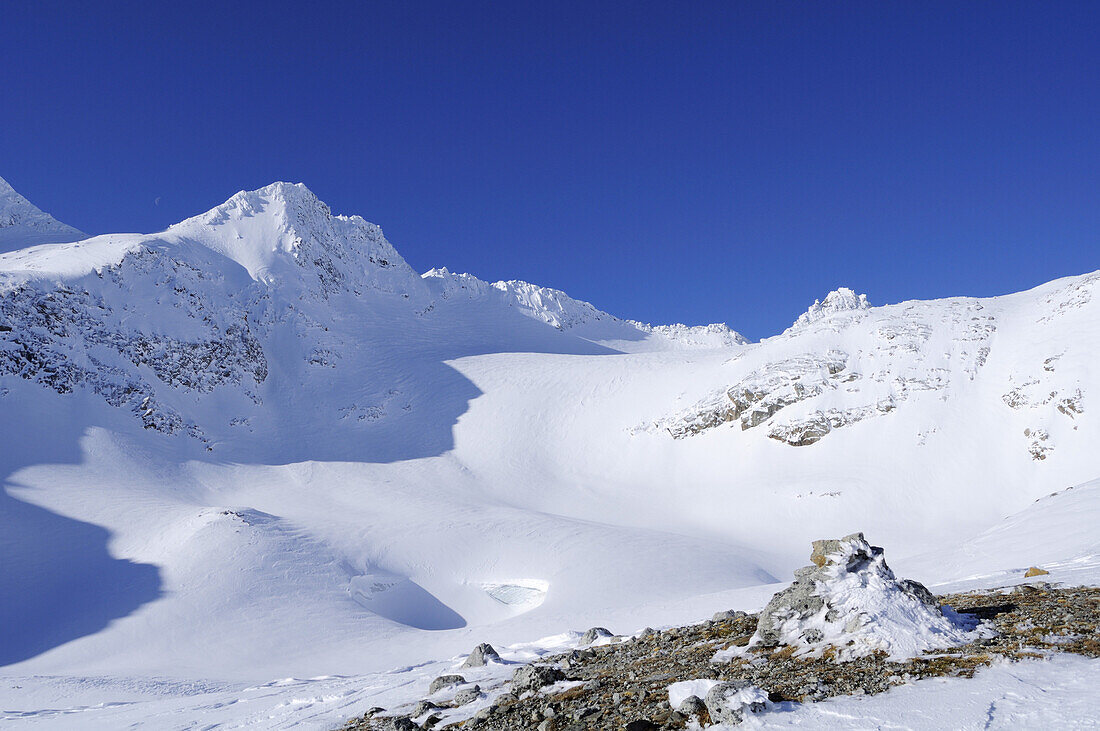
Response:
[3,1,1098,339]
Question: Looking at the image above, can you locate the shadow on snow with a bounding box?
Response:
[0,300,623,663]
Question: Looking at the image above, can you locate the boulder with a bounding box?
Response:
[411,700,439,717]
[490,692,517,708]
[511,664,566,694]
[676,694,708,717]
[580,627,613,645]
[452,685,482,705]
[704,681,767,725]
[428,674,465,694]
[462,642,501,668]
[711,609,749,622]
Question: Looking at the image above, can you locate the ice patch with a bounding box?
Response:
[480,579,549,609]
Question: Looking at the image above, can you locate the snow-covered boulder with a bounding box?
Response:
[751,532,984,660]
[703,680,768,725]
[428,674,465,694]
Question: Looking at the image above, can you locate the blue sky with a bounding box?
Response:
[3,1,1097,339]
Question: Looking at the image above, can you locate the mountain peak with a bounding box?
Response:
[166,182,422,296]
[787,287,870,332]
[0,174,86,252]
[171,181,326,235]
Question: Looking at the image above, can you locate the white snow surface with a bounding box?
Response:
[668,678,723,708]
[0,175,86,251]
[0,180,1099,728]
[422,266,747,350]
[736,652,1100,730]
[784,286,870,334]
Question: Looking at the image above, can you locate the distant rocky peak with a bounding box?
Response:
[788,287,870,331]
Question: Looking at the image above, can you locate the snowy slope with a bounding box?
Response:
[423,266,746,351]
[0,180,1098,728]
[0,176,85,251]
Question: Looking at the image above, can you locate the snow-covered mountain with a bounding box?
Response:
[423,266,746,351]
[0,179,1097,729]
[0,175,85,251]
[0,181,742,456]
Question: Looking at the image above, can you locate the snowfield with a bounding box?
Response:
[0,181,1098,728]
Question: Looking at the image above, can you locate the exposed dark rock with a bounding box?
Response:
[462,643,501,668]
[511,665,566,695]
[580,627,613,645]
[343,584,1100,731]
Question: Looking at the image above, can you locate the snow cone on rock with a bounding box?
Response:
[751,533,986,660]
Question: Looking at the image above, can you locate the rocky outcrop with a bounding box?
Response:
[751,533,980,660]
[345,583,1100,730]
[654,296,999,445]
[665,351,853,438]
[711,609,749,622]
[785,288,870,334]
[462,643,501,668]
[581,627,613,645]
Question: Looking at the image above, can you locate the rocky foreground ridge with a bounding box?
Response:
[343,535,1100,730]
